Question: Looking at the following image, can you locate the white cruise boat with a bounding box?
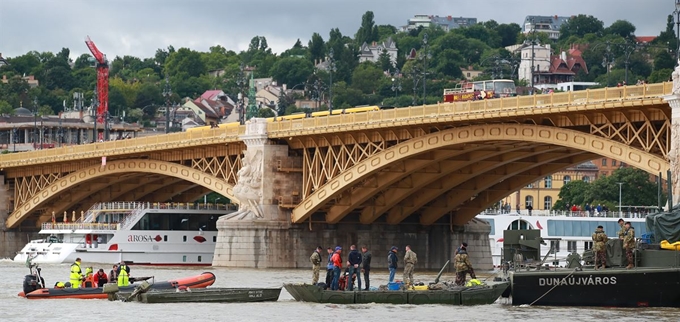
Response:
[14,202,234,266]
[477,212,648,267]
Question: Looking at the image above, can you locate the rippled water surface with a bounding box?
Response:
[1,259,678,322]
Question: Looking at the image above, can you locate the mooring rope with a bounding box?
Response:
[526,268,578,306]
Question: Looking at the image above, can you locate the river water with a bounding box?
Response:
[1,259,678,322]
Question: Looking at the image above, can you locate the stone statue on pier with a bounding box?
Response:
[668,61,680,207]
[672,60,680,95]
[224,148,265,220]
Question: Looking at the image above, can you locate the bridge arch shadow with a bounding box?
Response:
[7,159,238,228]
[292,124,669,225]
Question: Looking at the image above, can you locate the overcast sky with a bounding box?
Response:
[0,0,673,60]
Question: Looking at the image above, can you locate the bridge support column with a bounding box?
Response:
[664,86,680,206]
[213,118,302,267]
[0,174,39,258]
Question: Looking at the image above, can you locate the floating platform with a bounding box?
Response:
[114,287,282,303]
[283,282,509,305]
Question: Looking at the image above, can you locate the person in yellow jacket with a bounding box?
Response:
[116,261,131,287]
[69,258,83,288]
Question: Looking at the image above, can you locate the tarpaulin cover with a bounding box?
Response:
[646,211,680,244]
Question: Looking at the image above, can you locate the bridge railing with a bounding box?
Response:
[266,82,672,133]
[0,124,242,163]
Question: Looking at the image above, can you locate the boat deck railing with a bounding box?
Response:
[90,201,236,212]
[42,222,120,231]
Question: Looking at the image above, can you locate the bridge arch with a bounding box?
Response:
[7,159,238,228]
[291,124,669,224]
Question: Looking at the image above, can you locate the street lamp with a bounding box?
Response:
[421,33,430,105]
[91,85,98,143]
[12,127,17,152]
[618,182,624,217]
[236,63,247,125]
[162,76,172,134]
[391,68,402,99]
[215,197,221,207]
[32,97,38,148]
[328,48,336,113]
[674,0,680,63]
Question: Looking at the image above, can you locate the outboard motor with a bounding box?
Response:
[23,274,39,295]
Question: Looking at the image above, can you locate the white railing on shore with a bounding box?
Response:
[481,209,650,219]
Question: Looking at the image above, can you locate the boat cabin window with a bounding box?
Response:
[131,213,219,231]
[508,219,530,230]
[584,241,593,250]
[547,220,647,237]
[567,241,577,252]
[47,235,61,243]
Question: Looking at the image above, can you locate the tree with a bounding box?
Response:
[556,180,592,209]
[587,167,661,207]
[654,50,675,71]
[559,15,604,40]
[376,25,397,41]
[653,15,677,53]
[270,57,314,88]
[355,11,379,45]
[309,32,326,63]
[495,23,522,47]
[377,49,393,72]
[648,68,672,83]
[164,48,206,78]
[351,62,383,94]
[0,100,13,115]
[257,107,276,118]
[605,20,636,40]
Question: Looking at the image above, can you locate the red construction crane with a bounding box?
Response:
[84,36,109,125]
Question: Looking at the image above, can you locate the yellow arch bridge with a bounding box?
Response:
[0,82,673,229]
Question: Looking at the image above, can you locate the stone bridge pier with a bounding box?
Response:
[212,118,493,271]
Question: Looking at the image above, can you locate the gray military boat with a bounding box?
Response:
[505,208,680,307]
[284,282,509,305]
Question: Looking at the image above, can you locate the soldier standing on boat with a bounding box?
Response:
[403,245,418,288]
[310,246,323,285]
[454,243,476,286]
[592,225,608,269]
[361,246,371,290]
[623,222,636,269]
[617,218,625,239]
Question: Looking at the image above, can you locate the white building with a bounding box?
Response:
[523,15,571,40]
[358,37,398,66]
[515,43,552,84]
[401,15,477,32]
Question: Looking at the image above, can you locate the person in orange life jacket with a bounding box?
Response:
[330,246,342,291]
[95,268,108,286]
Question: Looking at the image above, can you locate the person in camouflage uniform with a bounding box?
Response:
[623,222,636,269]
[310,246,323,285]
[403,245,418,287]
[591,225,608,269]
[617,218,625,239]
[454,243,476,286]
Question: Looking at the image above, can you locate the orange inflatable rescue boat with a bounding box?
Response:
[19,270,216,299]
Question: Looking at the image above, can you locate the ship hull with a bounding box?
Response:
[510,267,680,307]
